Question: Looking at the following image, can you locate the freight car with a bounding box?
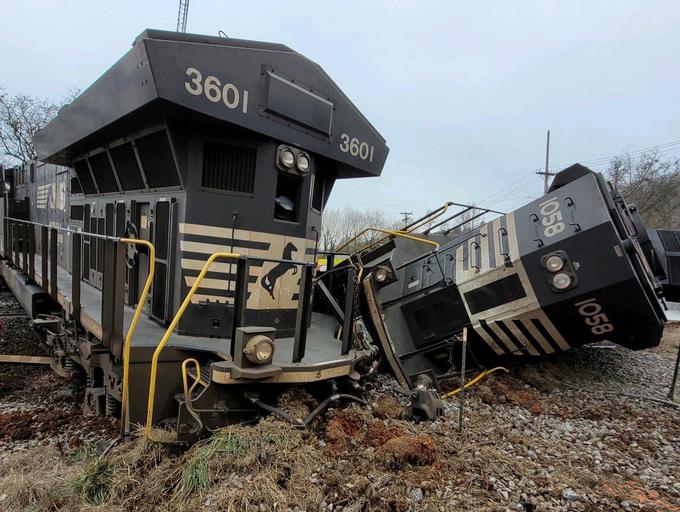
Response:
[0,29,670,439]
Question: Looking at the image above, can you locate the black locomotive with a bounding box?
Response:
[0,29,670,440]
[357,164,668,388]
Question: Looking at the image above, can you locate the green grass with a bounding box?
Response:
[68,459,114,505]
[177,432,251,497]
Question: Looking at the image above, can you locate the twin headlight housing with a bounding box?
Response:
[541,251,577,292]
[277,145,310,176]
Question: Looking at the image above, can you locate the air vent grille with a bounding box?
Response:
[202,142,256,193]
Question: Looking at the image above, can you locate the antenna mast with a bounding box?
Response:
[176,0,190,33]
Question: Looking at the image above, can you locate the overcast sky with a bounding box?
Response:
[2,1,679,221]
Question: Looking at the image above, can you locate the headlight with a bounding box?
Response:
[374,266,389,282]
[280,149,295,168]
[243,335,275,365]
[296,154,310,173]
[551,272,572,290]
[544,254,564,272]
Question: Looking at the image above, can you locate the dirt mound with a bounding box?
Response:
[376,434,437,466]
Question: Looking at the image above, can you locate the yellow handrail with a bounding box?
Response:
[119,238,156,436]
[336,227,440,254]
[403,202,453,233]
[144,251,240,439]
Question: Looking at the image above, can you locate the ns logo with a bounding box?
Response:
[260,242,298,299]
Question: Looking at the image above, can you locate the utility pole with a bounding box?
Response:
[399,211,412,229]
[535,130,555,194]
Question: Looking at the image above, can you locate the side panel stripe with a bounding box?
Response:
[518,318,555,354]
[488,320,521,354]
[474,322,505,355]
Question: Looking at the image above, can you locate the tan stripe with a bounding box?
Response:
[180,240,271,257]
[184,276,263,291]
[505,212,520,260]
[479,225,490,271]
[190,294,234,305]
[212,364,352,384]
[505,321,540,356]
[537,310,570,350]
[492,217,503,267]
[488,321,520,353]
[520,316,555,354]
[181,258,262,275]
[180,222,311,246]
[455,245,465,282]
[474,324,505,355]
[469,239,478,272]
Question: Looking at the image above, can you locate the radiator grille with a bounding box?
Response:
[202,142,256,193]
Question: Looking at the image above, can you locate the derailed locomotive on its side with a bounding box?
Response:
[359,164,667,388]
[0,29,670,438]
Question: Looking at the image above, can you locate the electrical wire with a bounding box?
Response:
[548,138,680,172]
[441,367,509,399]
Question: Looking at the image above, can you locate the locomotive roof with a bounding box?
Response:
[34,29,388,178]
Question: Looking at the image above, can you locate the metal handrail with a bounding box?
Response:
[332,203,452,256]
[4,216,122,241]
[3,217,154,436]
[145,251,241,440]
[119,238,155,436]
[182,358,203,398]
[402,201,454,233]
[335,227,440,254]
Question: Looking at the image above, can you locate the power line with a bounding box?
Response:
[485,177,543,209]
[478,137,680,210]
[399,211,412,228]
[476,170,538,205]
[548,138,680,171]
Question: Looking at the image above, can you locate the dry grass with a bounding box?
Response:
[0,446,84,511]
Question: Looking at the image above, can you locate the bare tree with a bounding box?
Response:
[0,87,79,165]
[608,151,680,229]
[320,207,398,253]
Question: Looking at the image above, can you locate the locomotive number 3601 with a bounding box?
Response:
[184,67,249,114]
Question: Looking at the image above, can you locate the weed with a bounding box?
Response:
[68,459,114,505]
[177,431,251,497]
